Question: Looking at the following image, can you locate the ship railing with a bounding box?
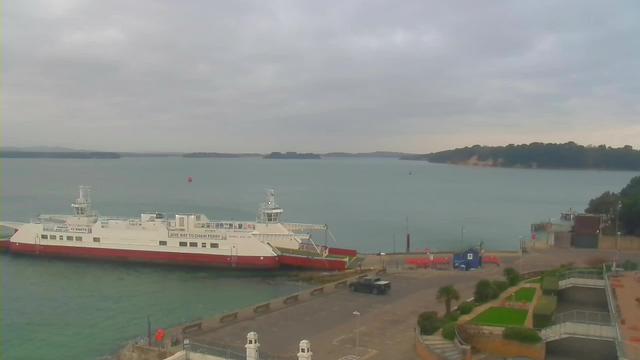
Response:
[0,221,26,230]
[282,222,327,231]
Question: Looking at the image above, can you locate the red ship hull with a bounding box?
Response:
[9,242,280,269]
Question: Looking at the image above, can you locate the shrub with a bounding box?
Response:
[532,295,557,328]
[457,301,475,315]
[442,322,457,341]
[492,280,510,294]
[443,311,460,325]
[418,311,442,335]
[503,327,543,343]
[541,276,559,295]
[474,280,497,303]
[503,267,521,286]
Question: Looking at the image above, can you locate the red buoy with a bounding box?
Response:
[188,177,193,182]
[155,329,164,340]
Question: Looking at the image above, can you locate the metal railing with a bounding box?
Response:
[415,327,461,360]
[552,310,611,325]
[189,341,298,360]
[191,342,247,360]
[558,268,604,281]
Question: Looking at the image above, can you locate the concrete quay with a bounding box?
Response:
[160,248,640,360]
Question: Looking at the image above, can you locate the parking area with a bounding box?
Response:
[192,248,640,359]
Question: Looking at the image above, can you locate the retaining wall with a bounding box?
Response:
[469,334,545,360]
[599,235,640,251]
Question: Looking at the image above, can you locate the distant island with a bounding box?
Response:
[400,142,640,171]
[323,151,413,159]
[263,152,321,160]
[0,151,120,159]
[183,152,262,158]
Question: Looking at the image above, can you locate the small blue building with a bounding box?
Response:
[453,248,482,271]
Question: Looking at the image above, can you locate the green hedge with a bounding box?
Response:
[457,301,475,315]
[503,327,543,343]
[442,322,457,341]
[474,280,497,303]
[532,295,557,328]
[541,276,559,295]
[443,311,460,325]
[492,280,510,293]
[418,311,442,335]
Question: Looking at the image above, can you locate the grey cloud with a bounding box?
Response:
[1,0,639,152]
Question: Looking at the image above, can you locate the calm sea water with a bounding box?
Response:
[1,157,637,359]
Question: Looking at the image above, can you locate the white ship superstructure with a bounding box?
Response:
[0,187,351,270]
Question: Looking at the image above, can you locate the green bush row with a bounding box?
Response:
[532,295,557,328]
[503,327,543,343]
[541,276,559,295]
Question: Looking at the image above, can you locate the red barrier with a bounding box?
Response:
[432,257,451,265]
[405,257,451,268]
[483,256,500,264]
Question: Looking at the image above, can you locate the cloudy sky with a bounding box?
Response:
[1,0,639,153]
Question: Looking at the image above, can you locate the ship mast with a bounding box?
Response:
[71,186,92,217]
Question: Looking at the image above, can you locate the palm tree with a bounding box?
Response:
[437,285,461,315]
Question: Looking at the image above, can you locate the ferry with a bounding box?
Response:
[0,187,357,270]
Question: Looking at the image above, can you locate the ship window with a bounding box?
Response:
[93,237,100,242]
[179,242,187,247]
[201,242,206,248]
[210,243,219,249]
[75,236,82,241]
[266,213,272,221]
[189,242,197,247]
[50,235,57,240]
[159,241,167,246]
[67,236,73,241]
[41,234,48,239]
[237,223,243,229]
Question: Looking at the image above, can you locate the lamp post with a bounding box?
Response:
[353,311,360,359]
[518,236,524,273]
[461,225,465,250]
[616,201,621,265]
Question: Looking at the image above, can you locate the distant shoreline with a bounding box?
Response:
[0,151,120,159]
[263,152,321,160]
[400,143,640,171]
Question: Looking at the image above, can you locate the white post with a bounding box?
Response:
[353,311,361,359]
[246,332,259,360]
[298,340,312,360]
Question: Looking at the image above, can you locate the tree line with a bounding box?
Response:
[585,176,640,236]
[401,142,640,170]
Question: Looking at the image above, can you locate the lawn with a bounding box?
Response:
[525,277,542,284]
[508,287,537,302]
[471,307,529,327]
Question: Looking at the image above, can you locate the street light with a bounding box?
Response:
[518,236,524,273]
[616,201,621,265]
[353,311,360,359]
